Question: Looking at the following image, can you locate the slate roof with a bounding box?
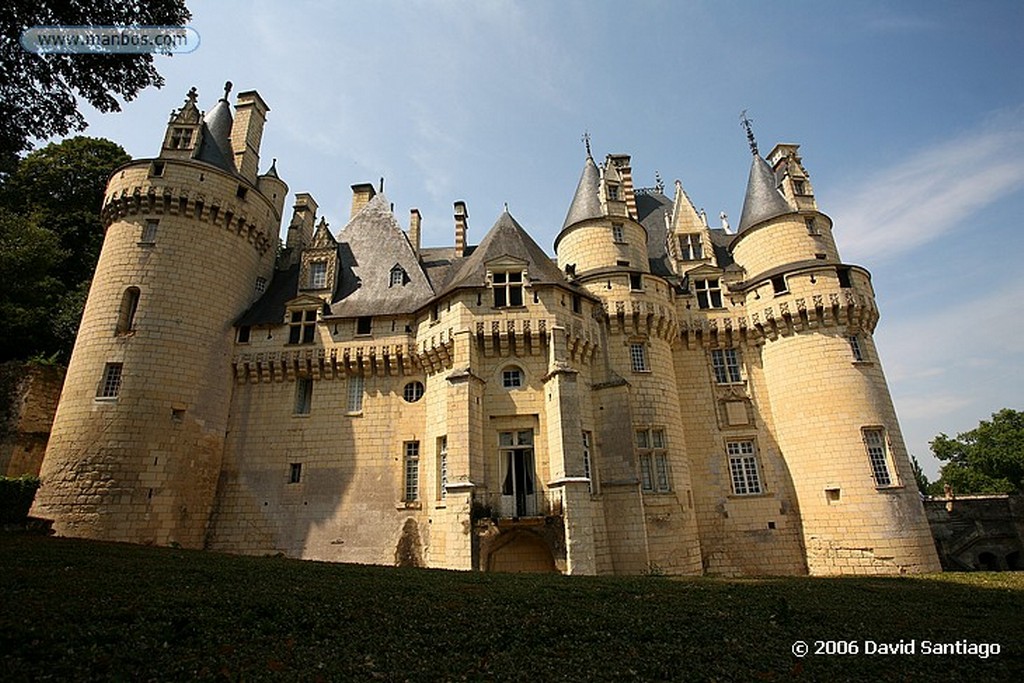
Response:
[236,264,300,326]
[329,194,435,317]
[561,155,602,230]
[635,190,675,278]
[195,96,236,174]
[736,154,793,234]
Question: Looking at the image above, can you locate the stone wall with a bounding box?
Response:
[924,494,1024,571]
[0,362,65,478]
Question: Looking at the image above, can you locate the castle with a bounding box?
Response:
[33,84,941,575]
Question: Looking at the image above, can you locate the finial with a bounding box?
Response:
[740,110,758,156]
[223,81,233,100]
[503,201,509,213]
[654,170,664,193]
[379,177,385,193]
[581,131,592,158]
[186,86,198,104]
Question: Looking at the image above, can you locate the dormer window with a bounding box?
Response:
[169,127,193,149]
[793,179,806,195]
[694,278,723,309]
[389,265,406,287]
[309,262,327,289]
[288,309,317,344]
[679,234,703,260]
[607,184,620,201]
[492,270,524,308]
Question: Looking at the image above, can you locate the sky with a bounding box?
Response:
[64,0,1023,479]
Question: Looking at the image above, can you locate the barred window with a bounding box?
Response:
[294,377,313,415]
[437,436,448,500]
[97,363,123,398]
[727,440,762,495]
[347,375,364,414]
[849,335,865,361]
[864,428,894,487]
[629,343,649,372]
[309,261,327,289]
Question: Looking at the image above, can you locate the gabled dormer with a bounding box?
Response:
[767,143,817,212]
[668,179,714,275]
[160,87,202,160]
[485,255,529,308]
[283,294,327,345]
[299,217,339,302]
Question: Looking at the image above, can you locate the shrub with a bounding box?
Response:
[0,475,41,524]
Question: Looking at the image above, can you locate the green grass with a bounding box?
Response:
[1,535,1022,681]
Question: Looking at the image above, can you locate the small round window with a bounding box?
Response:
[403,381,425,402]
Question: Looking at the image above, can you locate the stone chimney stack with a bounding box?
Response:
[285,193,318,257]
[607,153,637,220]
[350,182,377,219]
[409,208,422,255]
[454,201,468,258]
[230,90,270,185]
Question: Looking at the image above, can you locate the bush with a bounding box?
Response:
[0,475,41,524]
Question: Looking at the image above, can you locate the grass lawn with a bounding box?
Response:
[1,534,1022,681]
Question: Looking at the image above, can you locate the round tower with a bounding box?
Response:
[556,150,703,574]
[730,141,939,575]
[34,84,287,548]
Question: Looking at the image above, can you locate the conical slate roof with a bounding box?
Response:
[442,211,568,295]
[561,155,602,230]
[195,94,235,173]
[736,154,792,233]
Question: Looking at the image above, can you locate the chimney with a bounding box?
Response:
[454,201,468,258]
[350,182,377,219]
[230,90,270,184]
[409,208,422,255]
[285,192,318,256]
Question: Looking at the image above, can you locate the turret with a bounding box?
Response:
[33,84,286,549]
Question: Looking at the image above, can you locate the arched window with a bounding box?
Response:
[116,287,140,335]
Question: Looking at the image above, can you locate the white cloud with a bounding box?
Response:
[830,115,1024,263]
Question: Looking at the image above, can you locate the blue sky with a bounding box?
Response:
[69,0,1023,478]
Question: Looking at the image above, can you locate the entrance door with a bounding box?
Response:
[500,430,536,517]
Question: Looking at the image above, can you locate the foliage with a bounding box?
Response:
[1,535,1022,680]
[910,455,930,495]
[930,409,1024,495]
[0,137,129,362]
[0,475,41,523]
[0,1,190,169]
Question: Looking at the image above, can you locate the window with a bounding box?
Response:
[849,335,865,361]
[236,185,248,200]
[492,271,524,307]
[116,287,140,335]
[288,309,317,344]
[294,377,313,415]
[612,223,625,243]
[864,428,895,487]
[169,127,192,149]
[289,463,302,484]
[309,261,327,289]
[607,184,619,201]
[149,161,165,177]
[502,366,524,388]
[837,267,852,288]
[347,374,364,414]
[237,326,251,344]
[389,266,405,287]
[629,343,649,373]
[727,440,762,495]
[582,431,594,494]
[771,275,788,295]
[356,316,372,335]
[694,278,723,309]
[97,362,123,398]
[499,430,536,517]
[805,217,819,235]
[403,381,424,402]
[636,427,670,492]
[254,277,267,297]
[679,234,703,260]
[404,441,420,502]
[793,179,806,195]
[437,436,448,500]
[629,273,643,291]
[572,294,582,314]
[711,348,742,384]
[141,219,159,244]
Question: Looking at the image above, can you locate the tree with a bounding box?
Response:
[0,137,130,362]
[909,455,930,495]
[930,409,1024,495]
[0,1,190,170]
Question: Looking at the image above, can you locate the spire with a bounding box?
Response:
[736,153,793,233]
[561,154,602,230]
[195,81,236,173]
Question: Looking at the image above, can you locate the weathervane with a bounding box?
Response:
[740,110,758,156]
[581,130,592,158]
[223,81,233,100]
